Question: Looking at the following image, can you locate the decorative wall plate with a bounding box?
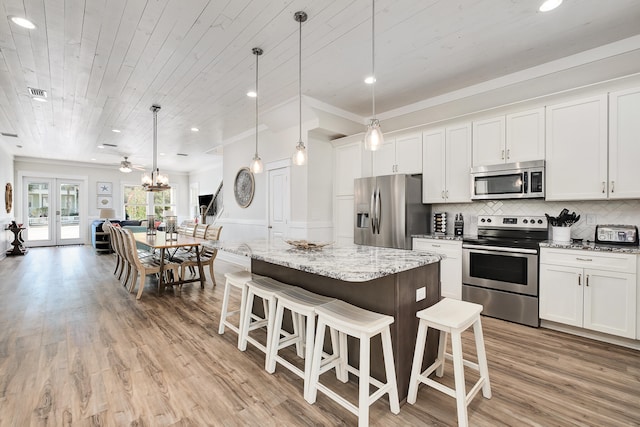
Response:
[234,167,255,208]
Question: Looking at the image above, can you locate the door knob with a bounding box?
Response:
[268,226,273,229]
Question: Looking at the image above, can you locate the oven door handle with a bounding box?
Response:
[462,243,538,255]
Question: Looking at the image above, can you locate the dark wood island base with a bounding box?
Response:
[251,258,441,402]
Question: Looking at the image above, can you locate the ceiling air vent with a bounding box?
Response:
[1,132,18,138]
[177,153,188,156]
[102,143,118,147]
[28,87,47,98]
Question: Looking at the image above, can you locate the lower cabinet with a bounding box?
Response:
[540,248,637,339]
[413,238,462,299]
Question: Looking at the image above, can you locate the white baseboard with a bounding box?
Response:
[540,320,640,350]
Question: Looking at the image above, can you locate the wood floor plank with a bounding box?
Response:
[0,245,638,426]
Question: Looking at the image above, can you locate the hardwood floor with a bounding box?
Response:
[0,245,639,426]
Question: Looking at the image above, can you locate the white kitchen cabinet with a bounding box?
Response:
[335,141,363,196]
[422,123,472,204]
[332,137,366,245]
[609,87,640,199]
[545,95,608,200]
[472,108,545,167]
[413,238,462,300]
[372,133,422,176]
[540,248,637,339]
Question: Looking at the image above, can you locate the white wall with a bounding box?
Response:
[13,158,189,243]
[0,144,14,258]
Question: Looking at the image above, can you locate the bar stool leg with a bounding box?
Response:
[307,319,326,404]
[381,327,400,414]
[266,302,287,374]
[218,279,233,334]
[357,332,370,427]
[238,288,255,351]
[338,331,349,382]
[436,330,448,378]
[407,320,428,405]
[303,312,316,401]
[473,317,492,398]
[451,331,468,427]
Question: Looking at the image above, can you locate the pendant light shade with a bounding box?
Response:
[364,0,383,151]
[291,11,308,166]
[141,105,170,191]
[249,47,264,174]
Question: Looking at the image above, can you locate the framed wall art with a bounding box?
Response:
[97,196,113,209]
[234,167,255,208]
[97,181,112,195]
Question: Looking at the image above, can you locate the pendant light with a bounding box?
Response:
[364,0,383,151]
[249,47,264,174]
[292,11,308,166]
[141,104,170,191]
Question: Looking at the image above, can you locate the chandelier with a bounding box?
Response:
[141,104,170,192]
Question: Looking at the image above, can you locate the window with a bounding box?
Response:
[153,189,175,221]
[123,185,148,221]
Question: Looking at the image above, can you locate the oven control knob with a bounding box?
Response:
[523,219,528,224]
[537,219,543,224]
[487,218,492,223]
[530,218,535,223]
[480,218,486,223]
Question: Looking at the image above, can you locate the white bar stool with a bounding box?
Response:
[265,286,337,401]
[218,270,253,338]
[407,298,492,427]
[308,300,400,427]
[238,276,295,368]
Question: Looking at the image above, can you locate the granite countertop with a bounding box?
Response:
[412,234,464,241]
[215,240,442,282]
[540,240,640,254]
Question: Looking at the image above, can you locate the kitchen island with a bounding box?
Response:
[217,240,442,401]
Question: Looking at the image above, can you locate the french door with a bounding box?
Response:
[23,177,86,247]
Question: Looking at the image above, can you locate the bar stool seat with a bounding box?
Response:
[238,276,295,368]
[407,298,492,427]
[265,287,337,401]
[218,270,253,337]
[307,300,400,427]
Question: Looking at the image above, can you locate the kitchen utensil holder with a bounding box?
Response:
[552,226,571,244]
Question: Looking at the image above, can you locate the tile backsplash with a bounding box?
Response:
[432,199,640,241]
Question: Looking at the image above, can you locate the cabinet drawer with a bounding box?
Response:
[413,238,462,258]
[540,248,637,274]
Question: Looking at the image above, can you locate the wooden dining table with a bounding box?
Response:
[133,232,208,294]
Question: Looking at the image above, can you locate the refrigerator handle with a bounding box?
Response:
[375,187,381,234]
[370,189,377,234]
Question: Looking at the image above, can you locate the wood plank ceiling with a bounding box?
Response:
[0,0,639,172]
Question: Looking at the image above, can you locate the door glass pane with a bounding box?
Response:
[59,182,80,240]
[27,182,50,241]
[469,252,527,285]
[474,173,523,195]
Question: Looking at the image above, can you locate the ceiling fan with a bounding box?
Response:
[118,156,145,173]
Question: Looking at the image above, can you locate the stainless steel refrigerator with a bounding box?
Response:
[354,174,430,249]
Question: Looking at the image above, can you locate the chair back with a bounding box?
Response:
[194,224,209,239]
[120,228,142,268]
[179,222,197,237]
[205,226,222,241]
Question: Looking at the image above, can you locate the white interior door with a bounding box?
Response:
[23,177,85,247]
[268,166,290,241]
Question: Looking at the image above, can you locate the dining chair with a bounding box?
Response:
[178,226,223,287]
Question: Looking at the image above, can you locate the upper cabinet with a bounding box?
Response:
[545,95,608,201]
[472,108,545,167]
[608,87,640,199]
[372,132,422,176]
[335,141,363,196]
[422,123,472,204]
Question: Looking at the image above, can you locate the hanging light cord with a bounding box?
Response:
[298,15,302,143]
[371,0,376,119]
[255,49,259,156]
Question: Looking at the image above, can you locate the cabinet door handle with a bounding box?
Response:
[441,190,445,199]
[501,149,505,160]
[602,181,606,193]
[578,273,581,286]
[611,181,615,193]
[576,257,592,262]
[432,244,441,248]
[506,149,510,160]
[586,274,589,287]
[445,190,449,199]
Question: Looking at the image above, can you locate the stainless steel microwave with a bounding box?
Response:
[471,160,545,200]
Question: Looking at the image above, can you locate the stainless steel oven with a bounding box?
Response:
[462,215,548,327]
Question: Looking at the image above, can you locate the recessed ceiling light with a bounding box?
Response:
[159,152,165,156]
[97,145,105,149]
[91,158,96,161]
[247,90,257,98]
[364,76,376,84]
[10,16,36,29]
[111,129,121,133]
[191,127,199,132]
[539,0,563,12]
[32,96,47,102]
